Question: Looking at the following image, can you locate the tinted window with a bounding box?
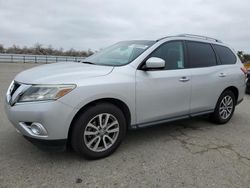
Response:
[213,44,236,65]
[149,41,185,70]
[187,41,217,68]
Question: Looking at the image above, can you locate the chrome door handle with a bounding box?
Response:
[219,73,226,77]
[179,76,190,82]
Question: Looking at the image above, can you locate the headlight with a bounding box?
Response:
[18,84,76,102]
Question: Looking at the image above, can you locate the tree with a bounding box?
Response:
[237,51,250,63]
[0,43,94,57]
[237,51,244,62]
[47,45,53,55]
[33,43,43,55]
[243,54,250,62]
[87,49,94,56]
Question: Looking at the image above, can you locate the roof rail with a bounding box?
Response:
[177,34,222,43]
[156,34,222,43]
[156,36,174,42]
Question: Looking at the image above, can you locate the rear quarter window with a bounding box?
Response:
[212,44,236,65]
[186,41,217,68]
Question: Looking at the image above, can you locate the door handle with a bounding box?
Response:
[179,76,190,82]
[219,73,226,77]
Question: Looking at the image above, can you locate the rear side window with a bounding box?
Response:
[212,44,236,65]
[187,41,217,68]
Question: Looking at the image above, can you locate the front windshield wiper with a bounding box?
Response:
[81,61,96,65]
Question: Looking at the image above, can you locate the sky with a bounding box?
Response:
[0,0,249,53]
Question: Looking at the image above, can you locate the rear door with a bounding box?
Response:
[186,41,228,113]
[212,44,244,101]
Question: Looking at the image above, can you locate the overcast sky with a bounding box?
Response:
[0,0,249,52]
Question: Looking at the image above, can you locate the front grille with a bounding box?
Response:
[10,81,21,96]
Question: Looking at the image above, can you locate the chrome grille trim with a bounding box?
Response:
[6,81,31,106]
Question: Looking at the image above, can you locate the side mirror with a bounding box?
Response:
[144,57,165,70]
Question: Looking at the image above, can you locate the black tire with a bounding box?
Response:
[210,90,236,124]
[71,103,126,159]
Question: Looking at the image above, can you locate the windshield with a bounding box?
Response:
[83,40,155,66]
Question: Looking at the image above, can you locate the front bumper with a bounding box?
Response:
[24,136,67,151]
[4,99,75,141]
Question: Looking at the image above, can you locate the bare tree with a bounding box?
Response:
[237,51,244,62]
[0,43,94,57]
[238,51,250,63]
[47,45,53,55]
[244,54,250,62]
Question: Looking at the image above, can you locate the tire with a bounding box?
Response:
[71,103,127,159]
[210,90,236,124]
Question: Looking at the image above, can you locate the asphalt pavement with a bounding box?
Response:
[0,63,250,188]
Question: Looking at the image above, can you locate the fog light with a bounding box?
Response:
[30,123,47,136]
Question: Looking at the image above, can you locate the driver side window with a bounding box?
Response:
[149,41,185,70]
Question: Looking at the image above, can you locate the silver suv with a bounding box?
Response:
[4,34,246,159]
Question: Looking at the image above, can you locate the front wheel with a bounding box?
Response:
[71,103,127,159]
[210,90,236,124]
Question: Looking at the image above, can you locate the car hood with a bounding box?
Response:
[15,62,114,84]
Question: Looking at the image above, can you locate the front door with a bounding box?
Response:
[136,41,191,124]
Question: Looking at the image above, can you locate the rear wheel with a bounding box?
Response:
[210,90,236,124]
[71,103,126,159]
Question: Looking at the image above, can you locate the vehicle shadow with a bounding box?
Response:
[122,116,217,147]
[11,116,220,162]
[50,116,218,159]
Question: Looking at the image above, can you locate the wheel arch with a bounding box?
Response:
[67,98,131,145]
[222,86,239,102]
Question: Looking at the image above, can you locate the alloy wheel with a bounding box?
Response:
[219,95,233,120]
[83,113,119,152]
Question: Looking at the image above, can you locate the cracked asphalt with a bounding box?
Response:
[0,63,250,188]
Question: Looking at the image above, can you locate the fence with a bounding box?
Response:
[0,53,86,64]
